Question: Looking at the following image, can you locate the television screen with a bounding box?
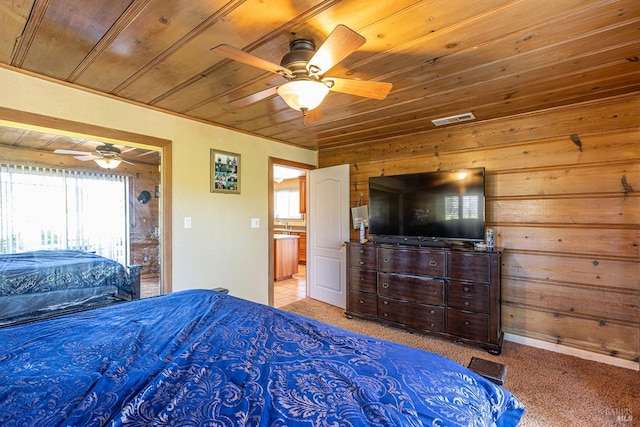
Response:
[368,168,485,245]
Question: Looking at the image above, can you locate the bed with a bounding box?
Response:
[0,249,141,326]
[0,289,524,426]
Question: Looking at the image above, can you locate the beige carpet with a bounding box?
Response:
[281,298,639,427]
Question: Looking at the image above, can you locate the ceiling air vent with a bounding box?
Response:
[431,112,476,126]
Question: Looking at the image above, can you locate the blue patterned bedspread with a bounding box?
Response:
[0,250,127,296]
[0,290,524,426]
[0,250,139,323]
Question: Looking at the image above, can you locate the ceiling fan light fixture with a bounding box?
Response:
[94,157,122,169]
[277,80,330,112]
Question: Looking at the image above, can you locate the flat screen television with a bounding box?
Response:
[368,168,485,247]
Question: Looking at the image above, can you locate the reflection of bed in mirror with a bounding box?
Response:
[0,289,525,425]
[0,250,140,326]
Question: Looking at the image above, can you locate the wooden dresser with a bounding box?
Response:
[346,242,503,354]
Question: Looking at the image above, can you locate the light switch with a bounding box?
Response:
[184,217,192,228]
[251,218,260,228]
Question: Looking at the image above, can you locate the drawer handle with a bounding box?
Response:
[359,249,365,254]
[429,323,435,328]
[429,260,437,267]
[359,261,365,265]
[383,257,390,263]
[383,300,389,305]
[464,301,470,307]
[382,283,389,289]
[359,300,364,304]
[384,313,389,317]
[464,321,471,326]
[463,286,470,292]
[429,309,435,315]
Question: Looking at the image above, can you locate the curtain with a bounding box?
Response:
[0,164,128,264]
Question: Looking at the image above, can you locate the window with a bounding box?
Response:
[462,195,480,219]
[444,195,460,220]
[274,188,302,220]
[445,195,479,220]
[0,164,129,264]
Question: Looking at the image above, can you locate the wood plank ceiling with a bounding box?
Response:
[0,0,638,162]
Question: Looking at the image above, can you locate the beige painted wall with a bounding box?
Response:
[0,66,316,304]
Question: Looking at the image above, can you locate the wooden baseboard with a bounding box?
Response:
[504,333,639,371]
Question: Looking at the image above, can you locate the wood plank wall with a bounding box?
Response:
[318,92,640,363]
[130,170,161,277]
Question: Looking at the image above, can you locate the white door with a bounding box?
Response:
[308,164,350,308]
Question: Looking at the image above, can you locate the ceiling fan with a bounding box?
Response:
[211,25,393,123]
[54,143,133,169]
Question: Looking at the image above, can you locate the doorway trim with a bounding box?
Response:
[268,157,315,307]
[0,106,173,293]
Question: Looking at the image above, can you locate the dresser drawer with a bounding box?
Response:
[348,244,377,269]
[447,281,490,312]
[378,248,445,277]
[378,297,444,332]
[447,251,491,283]
[377,272,444,305]
[348,291,378,317]
[349,268,377,293]
[446,309,490,342]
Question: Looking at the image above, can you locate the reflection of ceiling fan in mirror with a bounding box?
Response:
[211,25,393,124]
[54,143,134,169]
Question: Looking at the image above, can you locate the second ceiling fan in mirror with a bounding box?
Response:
[54,143,135,169]
[211,25,393,124]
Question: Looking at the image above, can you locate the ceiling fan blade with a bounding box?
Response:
[325,77,392,100]
[230,86,278,108]
[304,106,323,125]
[212,44,292,77]
[307,25,365,76]
[120,158,136,165]
[54,149,92,156]
[74,155,98,161]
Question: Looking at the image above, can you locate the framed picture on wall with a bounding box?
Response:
[210,149,240,194]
